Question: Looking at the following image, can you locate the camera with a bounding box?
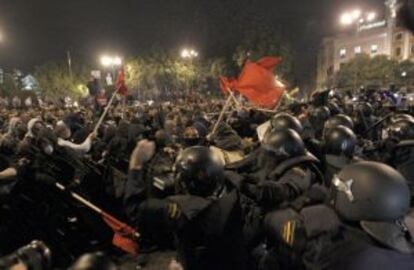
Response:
[0,241,51,270]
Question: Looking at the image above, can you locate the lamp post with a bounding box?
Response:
[339,9,377,31]
[181,48,198,59]
[180,48,199,94]
[100,55,123,84]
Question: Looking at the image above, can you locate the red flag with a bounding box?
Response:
[219,76,237,95]
[235,57,285,109]
[116,68,128,96]
[102,212,139,255]
[219,57,285,108]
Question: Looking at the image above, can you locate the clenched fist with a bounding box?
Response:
[129,139,156,170]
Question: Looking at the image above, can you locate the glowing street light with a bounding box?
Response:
[181,48,198,59]
[340,13,354,25]
[113,56,122,66]
[340,9,376,26]
[100,55,123,85]
[366,12,377,22]
[351,9,362,20]
[100,55,123,67]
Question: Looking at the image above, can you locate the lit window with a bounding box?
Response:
[340,48,347,58]
[395,47,402,57]
[354,46,362,54]
[371,44,378,54]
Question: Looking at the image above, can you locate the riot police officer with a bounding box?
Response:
[124,142,247,270]
[322,125,359,185]
[260,162,414,270]
[241,128,323,211]
[384,119,414,201]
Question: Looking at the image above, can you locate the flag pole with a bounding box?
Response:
[210,90,234,137]
[93,88,119,134]
[55,182,140,239]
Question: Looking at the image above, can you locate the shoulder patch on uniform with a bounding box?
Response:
[282,220,296,246]
[167,202,181,219]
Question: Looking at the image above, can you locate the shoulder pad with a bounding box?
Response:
[264,208,303,247]
[300,204,340,238]
[168,195,212,220]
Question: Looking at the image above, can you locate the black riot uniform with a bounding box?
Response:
[229,128,325,210]
[322,125,360,185]
[143,146,177,199]
[124,146,247,270]
[3,128,112,267]
[261,162,414,270]
[384,119,414,202]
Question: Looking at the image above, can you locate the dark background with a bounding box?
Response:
[0,0,384,90]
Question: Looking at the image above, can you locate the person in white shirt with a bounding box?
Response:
[54,120,96,155]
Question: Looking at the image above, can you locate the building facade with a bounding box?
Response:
[317,0,414,89]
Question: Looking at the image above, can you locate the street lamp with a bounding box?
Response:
[181,48,198,59]
[100,55,123,85]
[339,9,377,27]
[100,55,122,67]
[366,12,377,22]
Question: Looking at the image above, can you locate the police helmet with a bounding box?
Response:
[356,102,373,117]
[175,146,224,197]
[270,113,303,134]
[332,161,410,222]
[324,125,357,157]
[262,128,306,160]
[388,119,414,141]
[323,114,354,138]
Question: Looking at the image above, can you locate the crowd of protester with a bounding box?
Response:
[0,87,413,269]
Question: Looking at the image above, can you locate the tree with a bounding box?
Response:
[334,54,401,89]
[34,61,90,99]
[0,73,18,97]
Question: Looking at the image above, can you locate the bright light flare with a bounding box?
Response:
[352,9,361,20]
[340,13,354,25]
[101,56,113,67]
[113,56,122,66]
[100,55,122,67]
[366,12,376,22]
[181,49,190,58]
[181,48,198,58]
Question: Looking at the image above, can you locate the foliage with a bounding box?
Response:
[0,73,18,97]
[124,50,228,98]
[334,54,413,89]
[34,61,90,99]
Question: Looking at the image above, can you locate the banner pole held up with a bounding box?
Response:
[93,89,119,134]
[210,90,234,138]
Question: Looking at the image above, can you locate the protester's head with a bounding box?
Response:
[55,120,71,140]
[27,118,45,138]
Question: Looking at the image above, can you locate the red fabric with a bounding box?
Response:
[219,76,237,95]
[256,56,282,70]
[102,213,139,255]
[219,57,285,109]
[116,69,128,96]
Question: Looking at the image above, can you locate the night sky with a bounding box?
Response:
[0,0,384,89]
